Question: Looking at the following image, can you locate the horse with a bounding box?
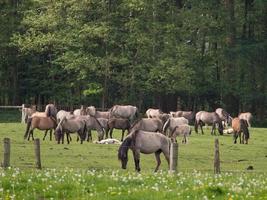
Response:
[107,118,131,141]
[169,125,191,144]
[24,116,57,141]
[238,112,253,127]
[130,118,163,133]
[232,118,250,144]
[145,108,163,118]
[56,110,74,123]
[118,130,170,172]
[170,111,195,124]
[86,118,109,141]
[163,117,188,136]
[55,116,87,144]
[215,108,232,127]
[86,106,110,119]
[195,111,223,135]
[77,115,105,142]
[109,105,138,122]
[73,105,87,116]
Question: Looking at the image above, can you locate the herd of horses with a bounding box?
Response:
[22,104,253,172]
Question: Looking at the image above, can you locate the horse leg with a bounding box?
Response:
[121,130,125,142]
[200,123,204,135]
[110,128,113,139]
[50,129,52,141]
[242,132,244,144]
[211,123,215,135]
[162,149,170,168]
[43,130,48,141]
[105,128,109,139]
[132,149,141,172]
[154,150,162,172]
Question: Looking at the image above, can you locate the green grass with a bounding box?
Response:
[0,122,267,199]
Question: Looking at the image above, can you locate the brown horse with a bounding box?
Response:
[24,116,57,141]
[118,130,170,172]
[232,118,250,144]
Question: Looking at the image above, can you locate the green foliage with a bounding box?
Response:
[0,0,266,119]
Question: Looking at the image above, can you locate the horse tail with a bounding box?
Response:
[163,118,170,134]
[118,130,137,161]
[24,117,32,139]
[240,119,250,140]
[194,119,198,133]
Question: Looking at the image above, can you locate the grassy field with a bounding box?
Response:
[0,122,267,199]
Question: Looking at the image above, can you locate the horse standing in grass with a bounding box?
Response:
[170,111,195,124]
[55,116,87,144]
[169,125,191,144]
[163,117,188,136]
[232,118,250,144]
[130,118,163,133]
[73,105,87,116]
[238,112,253,127]
[118,130,170,172]
[107,118,131,141]
[195,111,223,135]
[24,116,57,141]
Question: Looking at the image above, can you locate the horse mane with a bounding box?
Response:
[163,118,170,133]
[92,116,105,132]
[118,130,138,161]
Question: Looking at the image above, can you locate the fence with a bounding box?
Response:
[1,137,221,173]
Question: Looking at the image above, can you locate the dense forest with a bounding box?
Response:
[0,0,266,122]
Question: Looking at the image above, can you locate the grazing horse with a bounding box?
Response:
[55,116,87,144]
[145,108,163,118]
[77,115,105,142]
[118,130,170,172]
[195,111,223,135]
[73,105,87,116]
[107,118,131,141]
[130,118,163,133]
[24,116,57,141]
[86,106,110,119]
[87,118,109,141]
[157,113,171,125]
[170,111,195,124]
[110,105,138,122]
[232,118,250,144]
[163,117,188,136]
[238,112,253,127]
[215,108,232,127]
[170,125,191,144]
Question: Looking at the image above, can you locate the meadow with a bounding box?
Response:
[0,116,267,199]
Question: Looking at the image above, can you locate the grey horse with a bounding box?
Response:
[76,115,105,142]
[73,105,87,116]
[163,117,188,136]
[107,118,131,141]
[169,125,191,144]
[195,111,223,135]
[238,112,253,127]
[130,118,163,133]
[86,106,110,119]
[145,108,163,118]
[215,108,232,127]
[109,105,138,122]
[55,116,87,144]
[170,111,195,124]
[56,110,73,123]
[118,130,170,172]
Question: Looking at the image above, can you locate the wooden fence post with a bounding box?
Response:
[214,138,221,174]
[169,142,178,173]
[21,104,25,123]
[34,139,42,169]
[2,138,10,168]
